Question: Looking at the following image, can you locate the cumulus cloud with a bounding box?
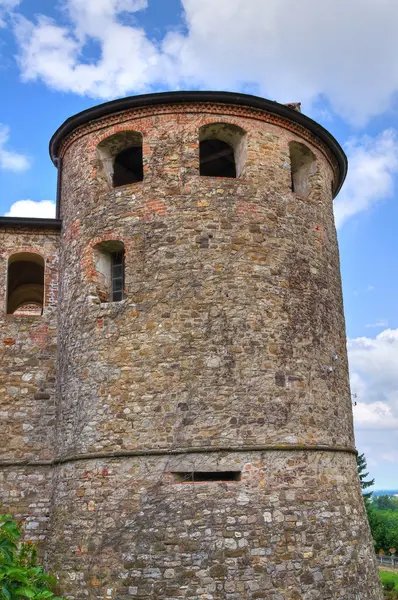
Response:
[349,329,398,481]
[334,130,398,228]
[5,200,56,218]
[354,401,398,431]
[0,0,19,27]
[14,0,161,97]
[349,329,398,430]
[10,0,398,125]
[0,124,30,171]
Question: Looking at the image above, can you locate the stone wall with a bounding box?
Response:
[48,101,382,598]
[48,451,380,600]
[0,226,59,543]
[56,109,351,457]
[0,97,382,598]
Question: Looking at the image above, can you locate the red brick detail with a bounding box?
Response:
[82,233,129,282]
[5,247,45,260]
[236,201,261,217]
[57,103,340,184]
[1,248,57,311]
[64,220,81,243]
[3,337,16,345]
[141,199,167,220]
[29,326,49,347]
[315,224,326,242]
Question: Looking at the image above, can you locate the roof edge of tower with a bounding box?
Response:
[49,90,347,196]
[0,217,62,230]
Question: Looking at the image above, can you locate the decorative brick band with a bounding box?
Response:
[56,103,341,189]
[0,443,357,468]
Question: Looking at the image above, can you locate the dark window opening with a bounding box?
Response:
[113,146,143,187]
[172,471,241,483]
[93,241,125,303]
[7,253,45,315]
[200,139,236,178]
[111,251,124,302]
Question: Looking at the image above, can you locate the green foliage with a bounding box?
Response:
[380,570,398,597]
[375,496,398,511]
[0,514,64,600]
[380,572,397,591]
[356,452,398,556]
[357,452,375,503]
[368,504,398,553]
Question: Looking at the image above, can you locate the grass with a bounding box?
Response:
[380,570,398,597]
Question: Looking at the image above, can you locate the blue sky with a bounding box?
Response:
[1,0,398,488]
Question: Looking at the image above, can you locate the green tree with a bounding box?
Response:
[357,452,375,505]
[374,495,398,511]
[0,513,64,600]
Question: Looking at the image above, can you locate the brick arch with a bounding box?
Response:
[93,123,147,147]
[82,233,129,282]
[5,250,45,315]
[88,125,150,186]
[6,247,45,261]
[198,121,248,178]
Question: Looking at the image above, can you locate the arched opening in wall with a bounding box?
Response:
[93,241,125,303]
[199,123,247,178]
[7,253,45,315]
[97,131,143,188]
[289,142,317,198]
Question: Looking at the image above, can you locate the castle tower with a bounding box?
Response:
[44,92,381,598]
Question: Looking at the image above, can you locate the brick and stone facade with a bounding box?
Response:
[0,92,382,598]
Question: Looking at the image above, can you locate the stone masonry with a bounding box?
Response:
[0,91,382,599]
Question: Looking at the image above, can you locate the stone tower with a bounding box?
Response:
[0,91,382,599]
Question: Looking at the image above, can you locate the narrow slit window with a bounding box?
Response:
[111,251,124,302]
[93,241,125,303]
[172,471,241,483]
[7,253,45,315]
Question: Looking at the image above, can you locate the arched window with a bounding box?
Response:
[93,241,125,303]
[113,146,143,186]
[199,123,247,178]
[7,253,45,315]
[97,131,143,188]
[289,142,317,198]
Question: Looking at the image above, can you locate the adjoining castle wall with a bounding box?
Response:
[47,97,382,599]
[0,226,59,544]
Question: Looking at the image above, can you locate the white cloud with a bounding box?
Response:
[0,0,19,27]
[334,130,398,228]
[354,401,398,430]
[0,124,30,172]
[14,0,160,98]
[349,329,398,484]
[5,200,56,218]
[10,0,398,125]
[366,320,388,329]
[349,329,398,430]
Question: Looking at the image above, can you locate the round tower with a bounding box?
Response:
[49,92,382,599]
